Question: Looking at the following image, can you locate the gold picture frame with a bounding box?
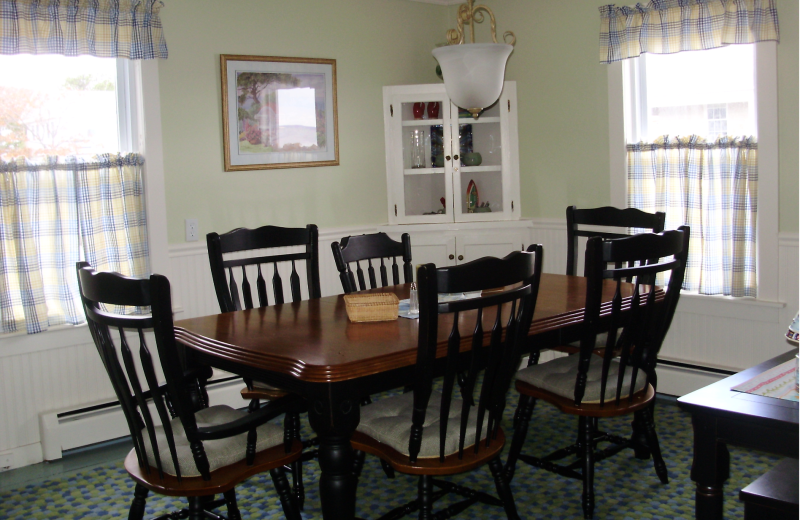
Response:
[220,54,339,171]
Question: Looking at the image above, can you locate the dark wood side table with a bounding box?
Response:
[678,350,799,520]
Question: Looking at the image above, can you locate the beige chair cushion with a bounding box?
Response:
[142,405,284,476]
[516,354,647,404]
[356,391,489,459]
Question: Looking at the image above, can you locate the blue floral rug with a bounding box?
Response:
[0,399,780,519]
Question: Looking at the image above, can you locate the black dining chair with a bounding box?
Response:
[350,246,544,520]
[504,226,690,519]
[331,232,413,294]
[206,224,320,509]
[566,205,666,277]
[76,262,302,520]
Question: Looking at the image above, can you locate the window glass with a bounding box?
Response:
[636,45,755,142]
[0,55,119,160]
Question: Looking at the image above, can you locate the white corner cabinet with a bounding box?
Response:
[378,221,533,268]
[383,82,521,225]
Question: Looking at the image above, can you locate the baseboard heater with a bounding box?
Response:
[39,377,244,461]
[656,359,737,397]
[658,359,737,376]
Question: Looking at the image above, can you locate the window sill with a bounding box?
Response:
[677,291,785,323]
[0,323,93,359]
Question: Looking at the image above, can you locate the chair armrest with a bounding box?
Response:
[196,393,302,440]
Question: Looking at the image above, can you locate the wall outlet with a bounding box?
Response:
[185,218,199,242]
[0,452,14,472]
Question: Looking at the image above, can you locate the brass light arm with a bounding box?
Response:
[445,1,516,47]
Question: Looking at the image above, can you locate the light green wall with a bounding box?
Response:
[157,0,798,244]
[489,0,797,232]
[158,0,446,243]
[775,0,798,233]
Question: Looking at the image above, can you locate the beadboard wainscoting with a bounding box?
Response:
[0,222,796,471]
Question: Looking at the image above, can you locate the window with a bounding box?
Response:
[625,45,756,143]
[620,44,761,298]
[0,55,130,159]
[0,55,148,334]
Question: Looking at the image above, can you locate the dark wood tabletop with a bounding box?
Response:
[174,273,643,384]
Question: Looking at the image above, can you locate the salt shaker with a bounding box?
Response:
[409,282,419,315]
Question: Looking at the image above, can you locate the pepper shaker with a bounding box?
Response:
[409,282,419,315]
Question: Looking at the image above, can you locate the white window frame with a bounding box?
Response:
[608,41,780,303]
[0,58,168,351]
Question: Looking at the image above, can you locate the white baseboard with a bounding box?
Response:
[655,363,728,397]
[38,378,246,462]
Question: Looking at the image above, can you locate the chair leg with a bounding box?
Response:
[489,457,521,520]
[270,466,302,520]
[630,411,651,460]
[188,496,205,520]
[223,489,242,520]
[504,394,535,482]
[418,475,434,520]
[581,416,595,519]
[352,449,366,479]
[639,405,669,484]
[128,483,148,520]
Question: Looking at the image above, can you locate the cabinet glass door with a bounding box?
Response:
[392,95,453,223]
[452,98,508,222]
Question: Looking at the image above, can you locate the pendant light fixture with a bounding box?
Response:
[432,0,516,119]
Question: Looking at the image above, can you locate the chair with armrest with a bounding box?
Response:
[331,232,413,293]
[350,245,544,520]
[76,262,302,520]
[206,224,320,509]
[504,226,690,519]
[566,205,666,277]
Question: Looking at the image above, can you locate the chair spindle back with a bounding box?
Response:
[331,232,413,293]
[566,205,666,278]
[573,226,689,407]
[411,246,543,463]
[207,224,321,313]
[77,262,211,482]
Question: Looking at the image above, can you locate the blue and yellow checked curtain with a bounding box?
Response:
[600,0,775,297]
[0,0,167,59]
[0,154,149,334]
[599,0,779,64]
[628,136,757,297]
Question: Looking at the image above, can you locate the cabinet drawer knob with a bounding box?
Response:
[448,254,455,260]
[453,154,459,160]
[445,155,451,161]
[458,255,464,261]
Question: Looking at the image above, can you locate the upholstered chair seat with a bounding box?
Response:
[144,405,285,477]
[357,391,489,458]
[516,355,647,404]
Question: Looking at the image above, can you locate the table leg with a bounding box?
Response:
[690,414,730,520]
[307,382,361,520]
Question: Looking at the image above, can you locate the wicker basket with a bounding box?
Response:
[343,293,399,323]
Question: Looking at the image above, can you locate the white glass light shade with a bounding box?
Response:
[432,43,513,114]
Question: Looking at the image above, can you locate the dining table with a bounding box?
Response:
[174,273,651,520]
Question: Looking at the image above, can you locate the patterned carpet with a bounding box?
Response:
[0,398,781,519]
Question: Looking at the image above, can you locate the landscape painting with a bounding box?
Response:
[221,55,338,171]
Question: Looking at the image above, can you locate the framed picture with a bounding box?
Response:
[220,54,339,171]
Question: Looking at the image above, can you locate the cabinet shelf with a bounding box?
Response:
[404,168,442,175]
[458,116,500,125]
[460,165,501,173]
[402,119,444,127]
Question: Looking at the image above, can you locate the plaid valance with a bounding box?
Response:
[599,0,779,64]
[0,0,168,59]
